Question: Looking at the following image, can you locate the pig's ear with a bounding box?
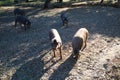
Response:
[53,39,58,45]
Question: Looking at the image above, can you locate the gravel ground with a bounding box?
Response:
[0,6,120,80]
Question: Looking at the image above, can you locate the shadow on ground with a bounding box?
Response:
[11,49,49,80]
[49,54,77,80]
[11,58,44,80]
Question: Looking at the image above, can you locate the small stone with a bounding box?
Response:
[99,50,102,53]
[106,59,110,62]
[103,64,108,69]
[112,65,117,70]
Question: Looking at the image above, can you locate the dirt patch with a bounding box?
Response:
[0,6,120,80]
